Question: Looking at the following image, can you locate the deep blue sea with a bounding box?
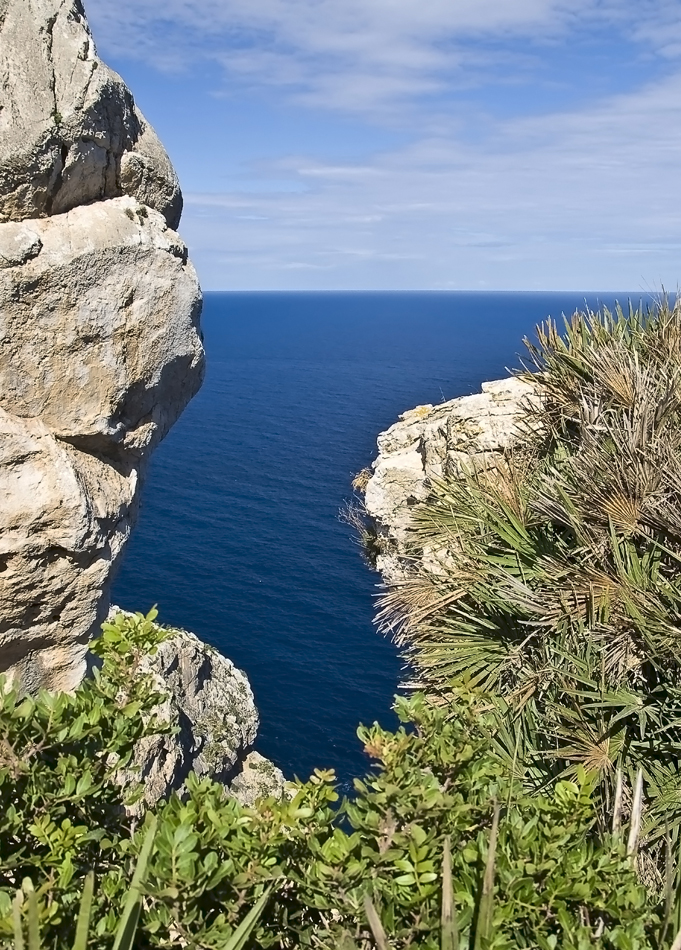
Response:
[112,291,633,789]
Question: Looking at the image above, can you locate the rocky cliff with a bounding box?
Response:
[363,377,536,579]
[0,0,204,692]
[108,613,285,808]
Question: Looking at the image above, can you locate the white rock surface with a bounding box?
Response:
[0,0,204,691]
[364,377,536,578]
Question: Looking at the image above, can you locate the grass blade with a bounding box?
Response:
[612,768,623,834]
[112,815,157,950]
[26,882,38,950]
[441,836,459,950]
[72,871,95,950]
[224,885,273,950]
[474,803,501,950]
[672,830,681,939]
[627,770,644,857]
[12,892,24,950]
[364,897,391,950]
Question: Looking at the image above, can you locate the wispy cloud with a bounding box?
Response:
[83,0,681,289]
[86,0,680,113]
[176,70,681,289]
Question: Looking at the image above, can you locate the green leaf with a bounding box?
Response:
[112,816,157,950]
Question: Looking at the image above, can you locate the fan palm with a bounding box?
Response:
[377,296,681,877]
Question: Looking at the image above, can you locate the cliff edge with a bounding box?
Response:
[363,377,537,580]
[0,0,204,692]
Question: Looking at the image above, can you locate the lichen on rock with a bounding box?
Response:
[229,751,287,807]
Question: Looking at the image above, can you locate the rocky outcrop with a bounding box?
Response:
[229,752,287,807]
[0,0,204,692]
[0,0,181,227]
[364,377,536,580]
[116,620,285,808]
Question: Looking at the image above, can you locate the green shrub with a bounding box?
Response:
[377,297,681,881]
[0,615,662,948]
[0,609,170,940]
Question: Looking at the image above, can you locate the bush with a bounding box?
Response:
[0,613,661,948]
[377,297,681,881]
[0,609,169,939]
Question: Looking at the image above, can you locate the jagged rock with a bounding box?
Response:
[116,621,285,809]
[0,0,182,227]
[229,752,287,807]
[0,0,204,691]
[364,377,537,580]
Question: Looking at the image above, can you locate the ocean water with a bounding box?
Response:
[112,290,632,788]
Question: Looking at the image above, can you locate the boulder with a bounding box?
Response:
[0,197,202,454]
[0,0,204,691]
[0,0,182,227]
[0,409,136,691]
[229,752,287,807]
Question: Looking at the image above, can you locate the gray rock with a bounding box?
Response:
[229,752,287,807]
[363,377,537,580]
[0,197,203,453]
[0,410,136,692]
[114,619,285,809]
[0,1,204,691]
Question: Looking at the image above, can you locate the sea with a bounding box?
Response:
[111,290,636,790]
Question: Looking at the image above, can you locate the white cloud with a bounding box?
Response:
[175,70,681,290]
[85,0,680,112]
[82,0,681,288]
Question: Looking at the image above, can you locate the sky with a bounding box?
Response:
[86,0,681,291]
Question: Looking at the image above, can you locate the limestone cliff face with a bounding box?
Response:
[363,377,536,580]
[0,0,182,227]
[0,0,204,692]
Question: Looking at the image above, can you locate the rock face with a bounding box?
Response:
[364,377,536,580]
[119,622,285,809]
[0,0,204,691]
[230,752,287,807]
[0,0,181,227]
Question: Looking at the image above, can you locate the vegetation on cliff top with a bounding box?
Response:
[378,296,681,886]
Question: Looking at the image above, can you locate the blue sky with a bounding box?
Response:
[86,0,681,291]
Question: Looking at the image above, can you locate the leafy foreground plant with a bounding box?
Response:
[11,818,272,950]
[0,615,664,950]
[376,296,681,882]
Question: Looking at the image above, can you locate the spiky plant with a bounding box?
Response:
[377,296,681,879]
